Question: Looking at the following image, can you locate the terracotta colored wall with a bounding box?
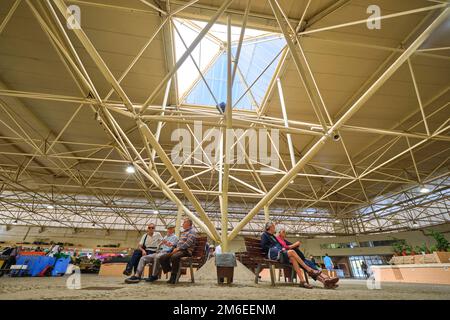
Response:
[372,264,450,285]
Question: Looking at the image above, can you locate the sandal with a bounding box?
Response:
[299,282,313,289]
[323,277,339,288]
[326,276,340,284]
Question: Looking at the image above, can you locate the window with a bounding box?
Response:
[322,239,401,249]
[173,18,286,111]
[320,242,360,249]
[349,255,388,278]
[372,240,399,247]
[359,241,373,248]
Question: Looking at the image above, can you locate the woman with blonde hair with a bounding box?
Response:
[261,222,338,289]
[276,226,339,289]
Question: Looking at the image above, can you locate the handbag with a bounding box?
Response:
[268,243,283,261]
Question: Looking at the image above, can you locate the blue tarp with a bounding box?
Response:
[51,257,71,276]
[10,255,65,277]
[30,256,56,276]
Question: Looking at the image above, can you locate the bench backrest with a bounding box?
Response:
[191,236,207,258]
[244,237,265,259]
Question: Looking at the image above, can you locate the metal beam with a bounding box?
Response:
[228,7,450,241]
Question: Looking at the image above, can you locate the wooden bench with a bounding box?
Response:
[143,236,207,282]
[243,237,308,286]
[175,236,208,283]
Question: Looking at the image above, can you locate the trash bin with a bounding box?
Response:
[215,253,236,284]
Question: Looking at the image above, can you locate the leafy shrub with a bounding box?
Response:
[426,230,450,252]
[392,239,406,255]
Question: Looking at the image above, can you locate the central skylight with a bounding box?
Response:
[173,19,286,111]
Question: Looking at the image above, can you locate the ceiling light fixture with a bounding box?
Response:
[47,205,54,210]
[153,210,159,214]
[126,164,135,174]
[419,185,430,193]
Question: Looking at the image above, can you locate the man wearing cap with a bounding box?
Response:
[125,224,178,283]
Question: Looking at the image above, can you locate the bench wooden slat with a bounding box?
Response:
[176,236,207,284]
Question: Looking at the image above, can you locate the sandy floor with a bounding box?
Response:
[1,275,449,300]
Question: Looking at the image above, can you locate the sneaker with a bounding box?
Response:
[124,276,141,284]
[145,275,158,283]
[123,270,132,276]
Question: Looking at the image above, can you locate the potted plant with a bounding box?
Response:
[426,230,450,263]
[427,230,450,252]
[392,240,406,256]
[415,242,429,255]
[404,244,415,256]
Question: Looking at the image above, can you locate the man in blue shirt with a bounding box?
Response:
[323,253,336,277]
[125,224,178,283]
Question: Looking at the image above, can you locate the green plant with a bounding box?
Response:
[415,242,429,254]
[426,230,450,252]
[392,240,406,255]
[404,244,414,255]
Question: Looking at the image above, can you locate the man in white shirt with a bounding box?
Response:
[123,223,162,276]
[125,224,178,283]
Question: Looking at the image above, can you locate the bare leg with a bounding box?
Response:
[289,258,305,282]
[287,250,319,274]
[286,251,338,288]
[289,257,312,289]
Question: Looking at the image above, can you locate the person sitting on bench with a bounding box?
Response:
[159,218,196,284]
[123,223,162,276]
[261,222,339,289]
[125,224,178,283]
[276,227,339,289]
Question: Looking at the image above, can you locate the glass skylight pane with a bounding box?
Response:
[174,19,220,98]
[174,18,286,111]
[232,35,286,105]
[185,52,255,110]
[191,20,269,42]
